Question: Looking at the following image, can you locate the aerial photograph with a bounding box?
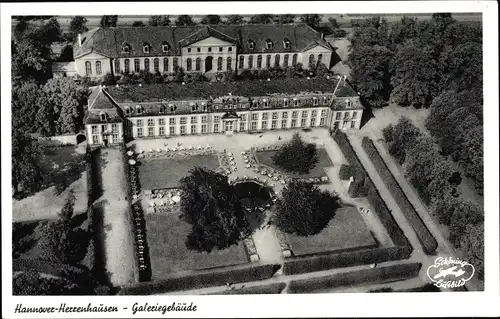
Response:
[10,12,484,296]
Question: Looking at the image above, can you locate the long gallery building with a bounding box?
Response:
[84,76,363,146]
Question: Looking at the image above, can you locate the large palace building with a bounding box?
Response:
[58,24,335,78]
[84,76,363,146]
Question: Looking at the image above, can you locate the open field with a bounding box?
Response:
[145,212,249,281]
[255,147,333,179]
[286,207,376,257]
[13,145,87,222]
[138,154,219,190]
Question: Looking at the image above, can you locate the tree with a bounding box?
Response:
[59,190,76,222]
[300,14,322,28]
[175,15,195,26]
[200,15,222,25]
[12,81,41,132]
[69,16,88,34]
[390,41,441,108]
[132,20,145,27]
[274,181,341,236]
[13,269,81,295]
[12,132,44,195]
[226,14,244,25]
[178,167,249,252]
[385,117,422,164]
[36,220,89,265]
[37,77,90,136]
[349,45,393,107]
[100,15,118,28]
[328,17,339,30]
[274,14,296,24]
[249,14,274,24]
[461,222,484,280]
[272,133,318,174]
[148,15,170,26]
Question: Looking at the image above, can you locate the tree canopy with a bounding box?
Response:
[132,20,145,27]
[179,167,249,252]
[225,14,244,25]
[175,15,195,26]
[12,132,44,195]
[274,14,296,24]
[69,16,88,34]
[13,269,82,296]
[148,15,170,26]
[200,15,222,25]
[249,14,274,24]
[300,14,322,28]
[100,15,118,28]
[274,181,341,236]
[272,133,318,174]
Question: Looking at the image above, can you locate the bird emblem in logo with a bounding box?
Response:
[427,257,475,289]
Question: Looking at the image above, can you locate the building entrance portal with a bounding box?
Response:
[205,56,213,73]
[224,121,234,134]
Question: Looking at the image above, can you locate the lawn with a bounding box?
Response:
[13,145,87,222]
[138,155,220,190]
[255,148,333,179]
[145,212,249,280]
[286,207,376,257]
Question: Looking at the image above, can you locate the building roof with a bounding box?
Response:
[84,87,125,124]
[106,77,344,103]
[74,24,332,59]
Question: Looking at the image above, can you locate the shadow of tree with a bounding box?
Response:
[12,221,42,257]
[360,106,375,129]
[70,212,88,229]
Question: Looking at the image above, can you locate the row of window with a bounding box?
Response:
[122,42,171,54]
[91,123,119,134]
[186,46,233,53]
[108,52,323,75]
[85,61,102,76]
[92,134,119,144]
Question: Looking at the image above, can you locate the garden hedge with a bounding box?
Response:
[333,131,410,247]
[288,262,422,293]
[283,245,412,275]
[361,137,438,254]
[338,164,354,180]
[206,282,286,295]
[117,263,281,295]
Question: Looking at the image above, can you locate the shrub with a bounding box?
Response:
[288,262,422,293]
[283,246,412,275]
[207,282,286,295]
[362,137,438,254]
[100,72,117,86]
[333,29,348,38]
[117,263,281,295]
[339,164,355,180]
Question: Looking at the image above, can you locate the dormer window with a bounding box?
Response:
[346,100,352,108]
[293,98,299,107]
[313,97,319,106]
[162,42,170,52]
[100,112,107,122]
[248,40,255,50]
[283,39,291,49]
[159,105,166,113]
[143,43,150,54]
[266,39,273,50]
[125,107,131,115]
[284,99,289,107]
[122,43,130,54]
[263,99,269,107]
[324,96,329,105]
[169,104,176,112]
[136,105,143,115]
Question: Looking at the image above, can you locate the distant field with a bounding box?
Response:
[286,206,376,256]
[145,212,249,280]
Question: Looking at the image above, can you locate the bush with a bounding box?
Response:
[339,164,355,180]
[117,263,281,295]
[288,262,422,293]
[283,246,412,275]
[333,29,348,38]
[362,137,438,254]
[207,282,286,295]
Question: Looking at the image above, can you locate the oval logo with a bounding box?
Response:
[426,257,475,289]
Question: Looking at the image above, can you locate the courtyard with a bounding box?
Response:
[128,128,393,273]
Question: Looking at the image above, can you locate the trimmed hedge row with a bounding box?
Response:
[288,262,422,293]
[333,131,410,247]
[206,282,286,295]
[339,164,355,180]
[361,137,438,254]
[117,263,281,295]
[283,245,412,275]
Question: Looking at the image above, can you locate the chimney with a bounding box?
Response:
[78,33,82,47]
